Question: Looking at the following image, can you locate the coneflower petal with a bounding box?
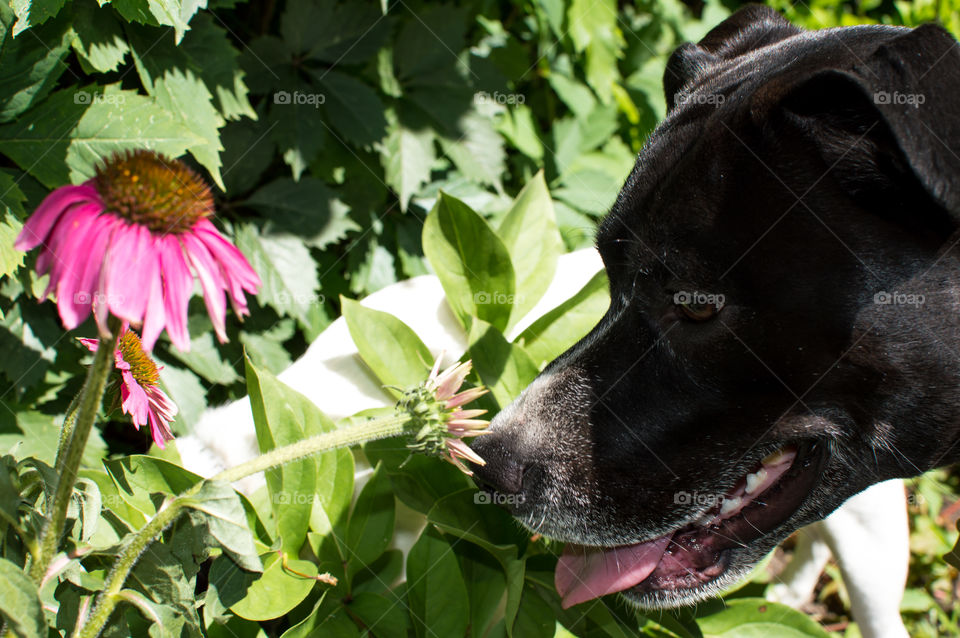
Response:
[14,183,99,251]
[119,369,150,427]
[181,232,228,342]
[140,245,166,352]
[105,223,156,325]
[158,236,193,351]
[446,387,488,408]
[446,438,486,466]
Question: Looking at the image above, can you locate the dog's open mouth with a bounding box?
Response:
[555,441,824,608]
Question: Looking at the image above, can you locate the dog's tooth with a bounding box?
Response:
[761,448,787,466]
[745,468,768,495]
[720,496,741,515]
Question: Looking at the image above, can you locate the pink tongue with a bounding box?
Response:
[555,535,672,608]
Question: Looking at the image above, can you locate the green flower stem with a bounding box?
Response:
[75,491,196,638]
[75,412,413,638]
[213,413,412,484]
[30,320,121,584]
[55,392,83,468]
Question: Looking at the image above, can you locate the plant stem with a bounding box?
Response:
[55,393,83,468]
[30,320,120,584]
[75,411,414,638]
[213,413,412,484]
[74,492,195,638]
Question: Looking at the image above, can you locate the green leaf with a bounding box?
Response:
[381,108,435,212]
[182,480,262,572]
[143,0,207,44]
[9,0,65,35]
[422,191,515,332]
[0,170,26,278]
[103,455,201,517]
[512,585,556,638]
[244,177,358,250]
[345,462,395,577]
[165,328,240,385]
[566,0,624,103]
[281,0,388,65]
[344,591,410,638]
[179,13,256,120]
[696,599,830,637]
[152,68,226,189]
[268,97,327,180]
[244,355,317,555]
[70,1,129,73]
[468,319,539,409]
[341,297,433,397]
[234,223,321,329]
[437,109,506,193]
[210,552,317,622]
[0,557,44,638]
[516,270,609,368]
[407,527,469,638]
[457,544,507,638]
[497,171,564,328]
[315,69,387,147]
[0,11,71,122]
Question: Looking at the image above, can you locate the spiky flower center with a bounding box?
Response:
[118,330,160,387]
[94,150,214,234]
[401,385,452,458]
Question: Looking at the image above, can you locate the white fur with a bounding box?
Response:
[180,248,910,634]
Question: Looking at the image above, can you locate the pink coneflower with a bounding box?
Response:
[404,356,490,474]
[79,328,177,448]
[15,150,261,352]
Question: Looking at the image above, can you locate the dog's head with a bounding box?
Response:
[471,6,960,610]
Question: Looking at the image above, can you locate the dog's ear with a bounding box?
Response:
[664,6,800,109]
[754,24,960,225]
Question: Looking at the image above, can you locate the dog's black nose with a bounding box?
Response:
[469,433,528,495]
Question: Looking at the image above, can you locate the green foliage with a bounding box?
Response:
[2,0,960,637]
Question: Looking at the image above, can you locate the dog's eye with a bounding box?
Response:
[677,302,719,321]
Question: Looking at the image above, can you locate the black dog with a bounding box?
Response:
[471,5,960,611]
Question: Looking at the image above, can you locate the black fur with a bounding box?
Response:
[471,5,960,608]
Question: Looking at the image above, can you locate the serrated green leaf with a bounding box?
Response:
[0,11,71,123]
[145,0,206,43]
[152,68,226,188]
[422,191,515,331]
[407,527,469,638]
[0,556,45,638]
[341,297,433,398]
[281,0,388,64]
[244,177,358,249]
[0,170,26,278]
[234,223,321,328]
[179,13,255,120]
[516,270,609,368]
[315,69,387,146]
[70,1,129,73]
[9,0,65,35]
[381,109,435,212]
[438,109,506,192]
[497,171,564,328]
[268,98,326,180]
